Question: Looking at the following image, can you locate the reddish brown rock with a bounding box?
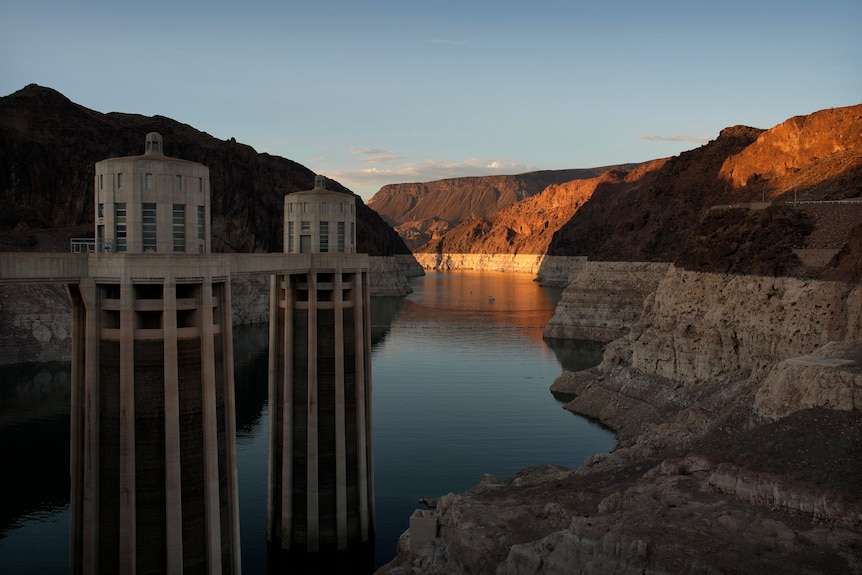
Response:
[368,167,636,251]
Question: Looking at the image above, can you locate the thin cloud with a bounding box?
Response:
[348,147,402,164]
[428,38,473,45]
[328,157,530,199]
[637,132,712,144]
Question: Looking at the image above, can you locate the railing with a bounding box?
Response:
[70,238,96,253]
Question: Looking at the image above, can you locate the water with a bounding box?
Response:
[0,270,616,573]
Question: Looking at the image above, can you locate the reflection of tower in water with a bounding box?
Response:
[69,133,240,574]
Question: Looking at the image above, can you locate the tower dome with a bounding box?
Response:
[94,133,210,254]
[284,175,356,254]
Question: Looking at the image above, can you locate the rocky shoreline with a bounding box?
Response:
[375,263,862,574]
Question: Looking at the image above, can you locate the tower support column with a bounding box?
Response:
[199,273,223,574]
[119,276,137,573]
[162,275,184,573]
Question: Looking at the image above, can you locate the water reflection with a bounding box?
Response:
[0,271,616,574]
[232,323,270,437]
[398,271,562,341]
[543,338,606,373]
[0,362,71,539]
[370,296,405,349]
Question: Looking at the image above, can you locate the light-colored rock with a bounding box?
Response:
[626,267,862,383]
[543,261,670,342]
[754,342,862,420]
[412,253,549,275]
[370,255,422,296]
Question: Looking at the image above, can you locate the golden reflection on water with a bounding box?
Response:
[397,270,560,342]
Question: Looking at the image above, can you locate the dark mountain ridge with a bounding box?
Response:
[0,84,410,256]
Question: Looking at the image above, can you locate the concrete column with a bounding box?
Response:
[67,283,83,573]
[279,275,294,548]
[354,270,372,540]
[220,273,242,574]
[161,276,183,574]
[306,270,319,551]
[199,274,223,574]
[363,270,375,530]
[334,264,347,549]
[119,277,136,573]
[78,279,100,573]
[67,281,91,574]
[267,275,277,541]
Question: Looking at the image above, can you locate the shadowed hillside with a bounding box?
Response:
[0,84,410,256]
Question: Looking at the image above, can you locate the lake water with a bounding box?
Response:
[0,270,616,573]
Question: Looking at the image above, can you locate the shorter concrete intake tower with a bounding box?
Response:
[284,175,356,254]
[267,177,374,553]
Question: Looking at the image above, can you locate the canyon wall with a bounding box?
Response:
[542,261,670,342]
[412,252,590,281]
[377,266,862,575]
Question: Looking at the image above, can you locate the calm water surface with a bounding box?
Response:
[0,270,616,573]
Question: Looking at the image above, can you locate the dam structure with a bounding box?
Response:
[0,135,373,572]
[268,175,375,552]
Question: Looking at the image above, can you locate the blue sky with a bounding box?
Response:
[2,1,860,200]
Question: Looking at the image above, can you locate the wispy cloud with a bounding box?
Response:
[637,132,712,144]
[428,38,473,45]
[348,146,402,164]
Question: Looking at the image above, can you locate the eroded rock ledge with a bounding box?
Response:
[375,266,862,574]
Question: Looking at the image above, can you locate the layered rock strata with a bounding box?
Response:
[542,261,670,342]
[375,266,862,574]
[411,253,595,283]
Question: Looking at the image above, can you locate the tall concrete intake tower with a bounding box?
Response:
[69,133,241,574]
[267,175,375,553]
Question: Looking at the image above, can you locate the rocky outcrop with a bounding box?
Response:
[370,255,425,297]
[754,342,862,420]
[0,283,70,364]
[542,262,670,342]
[376,268,862,574]
[719,106,862,197]
[623,267,862,383]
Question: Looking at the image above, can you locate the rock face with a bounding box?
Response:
[542,262,670,342]
[376,267,862,574]
[413,253,549,275]
[368,167,636,251]
[417,169,640,257]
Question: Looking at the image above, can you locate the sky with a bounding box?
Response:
[1,1,860,201]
